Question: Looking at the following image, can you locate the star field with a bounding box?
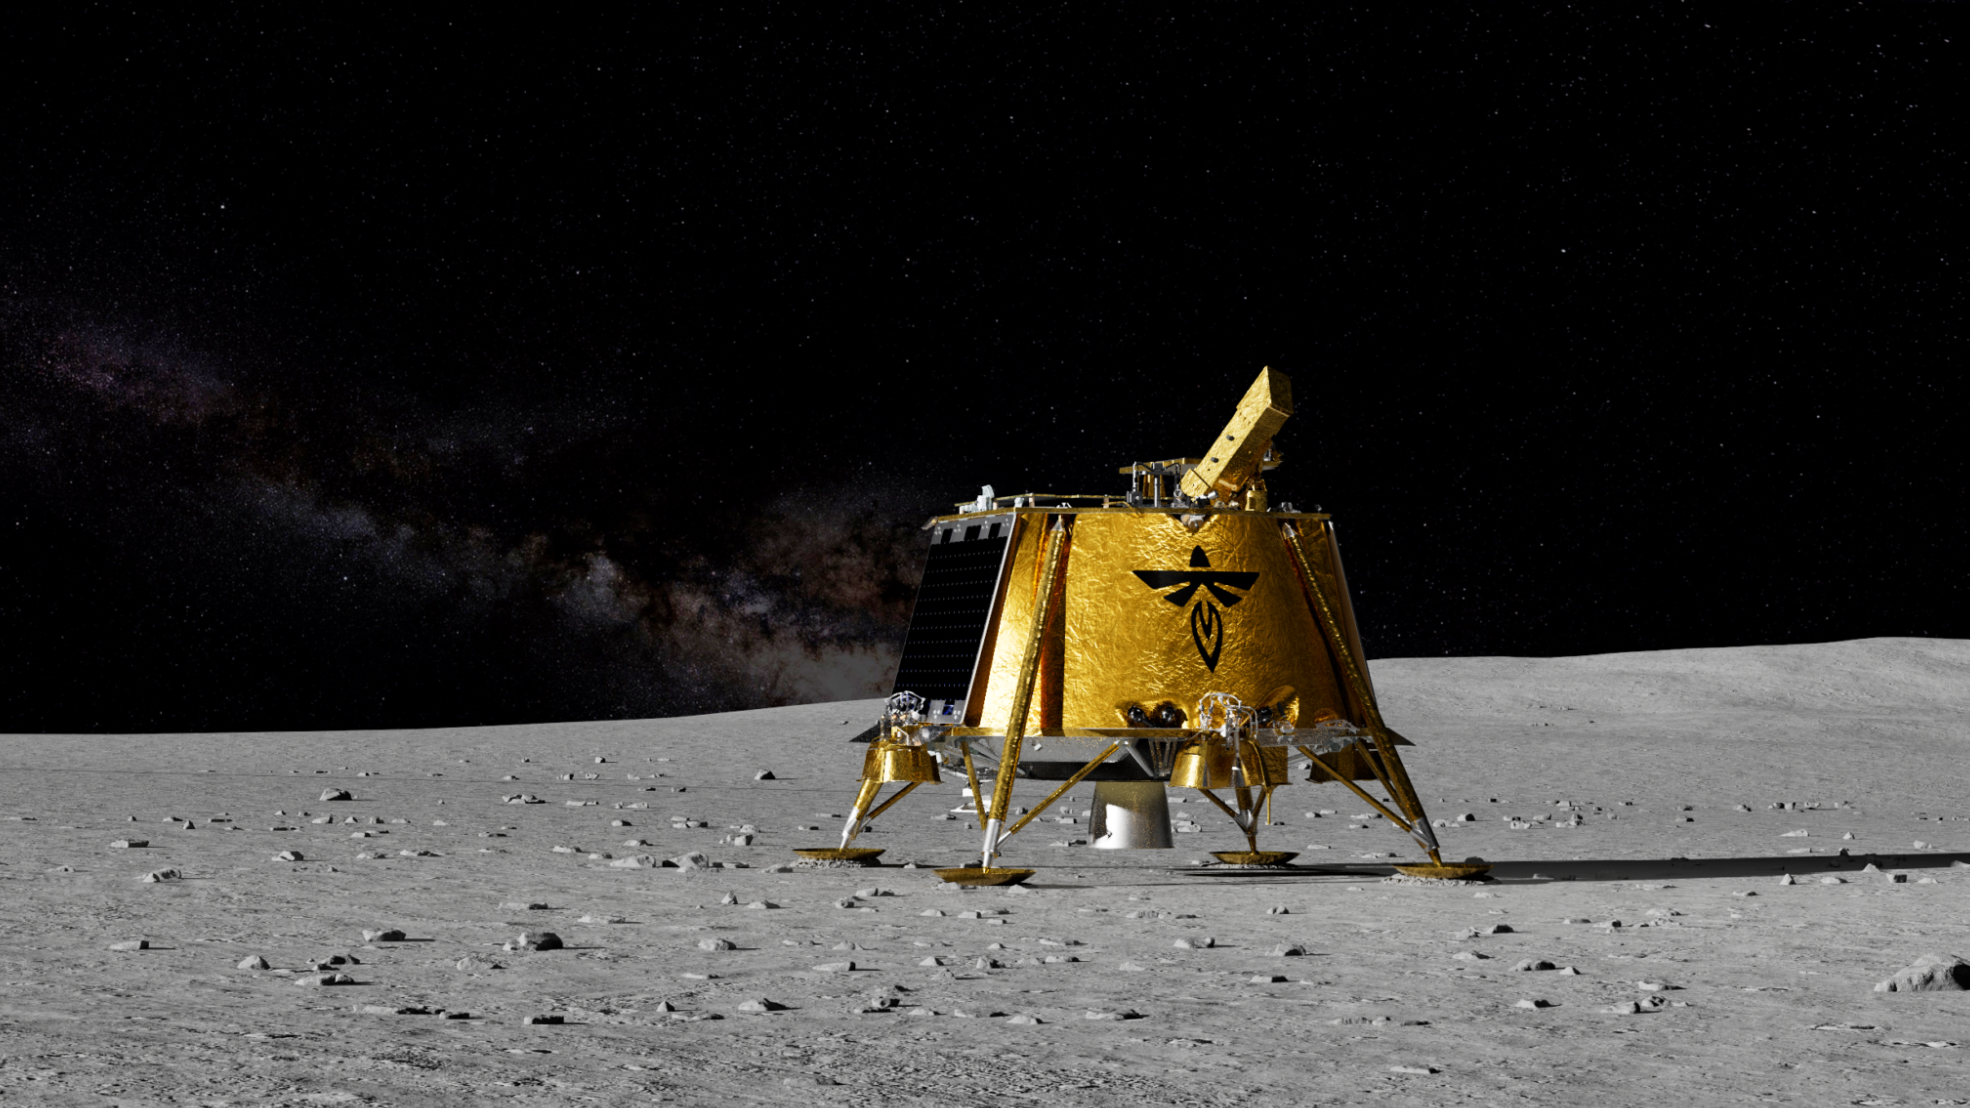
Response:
[1,7,1962,730]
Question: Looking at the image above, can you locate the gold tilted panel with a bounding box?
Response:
[1179,367,1293,502]
[971,510,1356,734]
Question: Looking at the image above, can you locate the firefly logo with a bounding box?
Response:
[1132,546,1259,671]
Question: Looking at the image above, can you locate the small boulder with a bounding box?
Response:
[238,955,270,970]
[754,770,776,781]
[698,938,734,952]
[320,789,353,802]
[609,855,656,869]
[362,929,407,943]
[109,940,149,952]
[513,931,563,952]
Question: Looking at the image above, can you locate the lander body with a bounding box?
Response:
[801,368,1477,884]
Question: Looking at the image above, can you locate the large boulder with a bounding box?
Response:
[1874,953,1970,993]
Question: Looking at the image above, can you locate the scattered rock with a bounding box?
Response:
[671,852,711,871]
[746,901,778,910]
[455,954,504,971]
[140,869,181,883]
[1006,1014,1043,1025]
[1118,961,1148,972]
[1513,998,1554,1009]
[736,998,785,1013]
[609,855,656,869]
[1513,959,1558,972]
[1453,951,1490,962]
[296,972,355,986]
[274,850,304,862]
[502,901,549,910]
[1874,953,1970,993]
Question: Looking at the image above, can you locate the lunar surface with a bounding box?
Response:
[3,637,1967,1105]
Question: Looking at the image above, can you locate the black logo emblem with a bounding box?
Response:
[1133,546,1259,671]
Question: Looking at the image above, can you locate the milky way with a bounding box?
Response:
[1,303,930,730]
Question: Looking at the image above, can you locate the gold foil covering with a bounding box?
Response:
[859,739,941,783]
[1169,740,1234,789]
[972,511,1354,734]
[1239,741,1290,787]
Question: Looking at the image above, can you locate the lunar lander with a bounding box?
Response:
[799,368,1480,884]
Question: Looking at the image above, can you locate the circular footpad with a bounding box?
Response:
[934,866,1036,886]
[1210,851,1300,867]
[1393,862,1493,880]
[792,847,885,864]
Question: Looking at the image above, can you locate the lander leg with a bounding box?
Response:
[974,517,1069,874]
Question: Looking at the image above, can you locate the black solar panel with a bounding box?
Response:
[890,520,1012,701]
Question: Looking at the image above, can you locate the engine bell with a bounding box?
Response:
[1088,780,1174,849]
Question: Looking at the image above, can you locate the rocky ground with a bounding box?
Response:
[2,637,1967,1106]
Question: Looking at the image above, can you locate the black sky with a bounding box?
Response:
[2,7,1963,732]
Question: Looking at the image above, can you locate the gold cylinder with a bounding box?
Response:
[1169,740,1234,790]
[860,739,942,784]
[1239,741,1290,788]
